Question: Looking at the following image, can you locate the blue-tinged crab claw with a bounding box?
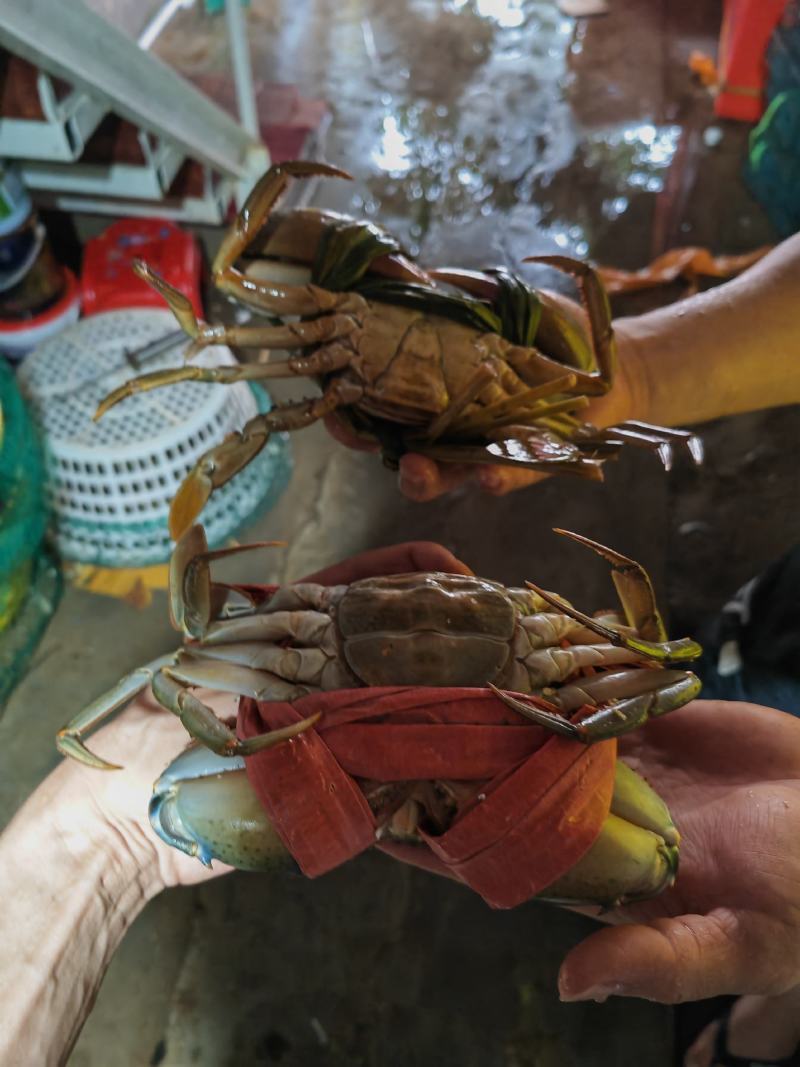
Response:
[149,744,296,872]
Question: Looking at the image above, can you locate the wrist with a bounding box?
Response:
[603,322,653,427]
[0,765,160,1066]
[14,757,166,907]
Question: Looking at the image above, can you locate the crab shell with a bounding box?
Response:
[335,573,518,688]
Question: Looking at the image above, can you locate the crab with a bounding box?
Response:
[58,526,701,767]
[57,527,700,906]
[92,161,702,540]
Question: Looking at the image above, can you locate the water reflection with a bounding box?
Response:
[520,122,683,262]
[372,115,413,175]
[448,0,527,29]
[162,0,693,274]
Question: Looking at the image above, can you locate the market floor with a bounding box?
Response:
[2,1,794,1065]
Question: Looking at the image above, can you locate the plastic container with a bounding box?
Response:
[81,218,203,317]
[0,268,81,363]
[17,308,291,566]
[0,164,69,321]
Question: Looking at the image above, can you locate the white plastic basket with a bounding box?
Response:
[17,309,291,567]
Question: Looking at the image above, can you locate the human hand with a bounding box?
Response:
[558,700,800,1004]
[302,538,474,584]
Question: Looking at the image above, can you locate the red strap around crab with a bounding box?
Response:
[238,686,616,910]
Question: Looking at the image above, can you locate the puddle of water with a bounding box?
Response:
[161,0,688,274]
[512,122,683,269]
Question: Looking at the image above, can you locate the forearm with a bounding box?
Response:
[615,234,800,427]
[0,769,160,1066]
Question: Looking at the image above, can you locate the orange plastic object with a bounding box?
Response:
[239,686,616,910]
[81,218,203,317]
[715,0,788,122]
[689,51,719,89]
[597,245,772,295]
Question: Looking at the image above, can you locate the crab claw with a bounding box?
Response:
[168,422,269,540]
[150,744,294,870]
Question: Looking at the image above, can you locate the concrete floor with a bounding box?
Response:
[2,0,795,1064]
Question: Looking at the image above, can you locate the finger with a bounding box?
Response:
[474,464,549,496]
[558,910,766,1003]
[398,453,474,501]
[302,541,473,585]
[399,453,549,500]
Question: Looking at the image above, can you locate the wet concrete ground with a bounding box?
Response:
[2,0,795,1064]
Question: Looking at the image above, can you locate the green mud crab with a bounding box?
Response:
[93,161,702,539]
[57,527,701,906]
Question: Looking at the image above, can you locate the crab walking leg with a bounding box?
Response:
[202,608,336,647]
[190,641,355,690]
[151,667,320,757]
[491,666,701,744]
[508,643,648,690]
[580,421,703,468]
[132,260,360,356]
[419,364,498,444]
[554,528,669,642]
[171,310,356,353]
[428,264,613,398]
[212,162,355,315]
[515,609,635,650]
[558,668,702,742]
[445,373,579,438]
[418,440,604,479]
[523,255,616,392]
[168,377,364,538]
[578,423,703,471]
[620,420,704,464]
[525,580,702,663]
[95,362,293,419]
[136,255,360,323]
[56,654,177,770]
[95,336,357,422]
[219,275,362,318]
[168,652,317,700]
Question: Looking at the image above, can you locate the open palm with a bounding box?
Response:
[559,700,800,1004]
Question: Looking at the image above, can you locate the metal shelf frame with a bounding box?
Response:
[0,0,270,223]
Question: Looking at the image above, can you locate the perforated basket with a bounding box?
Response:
[17,309,291,567]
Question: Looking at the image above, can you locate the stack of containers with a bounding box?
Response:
[0,164,81,364]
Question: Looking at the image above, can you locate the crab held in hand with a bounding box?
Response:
[94,161,701,539]
[57,528,701,909]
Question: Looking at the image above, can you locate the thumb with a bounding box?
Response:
[558,911,752,1004]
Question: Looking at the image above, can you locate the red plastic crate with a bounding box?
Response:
[81,218,203,317]
[715,0,789,121]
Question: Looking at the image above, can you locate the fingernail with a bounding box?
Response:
[558,974,622,1003]
[559,985,614,1004]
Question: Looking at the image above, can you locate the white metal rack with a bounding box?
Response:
[0,0,270,222]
